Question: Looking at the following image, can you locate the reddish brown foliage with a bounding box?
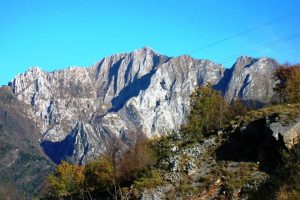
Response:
[274,65,300,103]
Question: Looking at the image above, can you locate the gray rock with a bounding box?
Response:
[269,116,300,149]
[140,185,174,200]
[185,160,197,175]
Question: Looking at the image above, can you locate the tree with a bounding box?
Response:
[84,155,116,193]
[119,133,157,182]
[274,65,300,103]
[182,84,232,137]
[46,134,157,199]
[84,136,123,199]
[284,66,300,103]
[274,66,293,102]
[47,161,85,197]
[230,97,248,116]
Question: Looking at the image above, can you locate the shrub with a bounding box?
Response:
[47,133,158,198]
[84,155,116,193]
[181,84,233,137]
[119,134,157,183]
[47,161,85,197]
[133,170,164,189]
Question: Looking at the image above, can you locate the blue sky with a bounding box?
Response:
[1,0,300,85]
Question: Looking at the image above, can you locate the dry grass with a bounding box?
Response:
[229,103,300,127]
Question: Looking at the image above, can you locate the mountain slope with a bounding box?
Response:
[8,47,280,164]
[0,87,54,199]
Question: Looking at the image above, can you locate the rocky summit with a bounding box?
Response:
[8,47,280,164]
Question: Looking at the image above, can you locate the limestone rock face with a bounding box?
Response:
[8,47,280,163]
[224,56,279,104]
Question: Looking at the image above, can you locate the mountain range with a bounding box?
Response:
[6,47,280,165]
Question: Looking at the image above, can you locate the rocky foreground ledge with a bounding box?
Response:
[125,105,300,199]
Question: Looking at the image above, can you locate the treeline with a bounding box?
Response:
[44,135,158,199]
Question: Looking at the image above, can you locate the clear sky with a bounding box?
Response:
[1,0,300,85]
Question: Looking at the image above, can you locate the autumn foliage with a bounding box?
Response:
[274,65,300,103]
[46,135,157,199]
[47,161,85,197]
[119,134,156,183]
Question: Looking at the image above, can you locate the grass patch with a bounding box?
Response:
[228,103,300,127]
[213,161,263,197]
[133,170,165,189]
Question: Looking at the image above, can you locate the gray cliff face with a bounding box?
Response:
[9,47,279,163]
[120,55,224,136]
[224,56,280,104]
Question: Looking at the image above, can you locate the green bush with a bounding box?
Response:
[133,170,164,189]
[181,84,234,137]
[150,136,174,160]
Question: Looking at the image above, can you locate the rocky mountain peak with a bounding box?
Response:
[223,55,280,103]
[18,66,45,80]
[234,56,259,69]
[234,56,278,70]
[27,66,43,73]
[134,46,157,54]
